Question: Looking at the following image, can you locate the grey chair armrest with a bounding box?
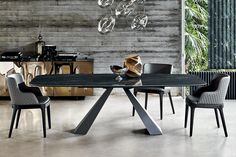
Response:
[18,82,43,96]
[198,91,223,105]
[198,76,230,105]
[7,74,41,105]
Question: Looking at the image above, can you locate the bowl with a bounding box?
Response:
[110,65,128,81]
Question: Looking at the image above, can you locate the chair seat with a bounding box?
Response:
[13,96,50,108]
[186,95,223,108]
[135,87,170,94]
[186,95,199,105]
[37,96,50,106]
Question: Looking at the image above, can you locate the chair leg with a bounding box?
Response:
[214,108,220,128]
[41,108,46,138]
[15,109,21,129]
[132,106,135,116]
[168,92,175,114]
[47,106,51,129]
[159,92,163,120]
[189,107,195,137]
[218,108,228,137]
[134,90,137,97]
[184,105,189,128]
[8,108,17,138]
[145,93,148,110]
[132,90,138,116]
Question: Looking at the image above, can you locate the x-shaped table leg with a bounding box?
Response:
[74,87,162,135]
[74,88,113,134]
[124,88,162,135]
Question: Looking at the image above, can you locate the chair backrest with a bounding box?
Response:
[8,73,24,84]
[207,73,230,93]
[7,73,25,105]
[214,74,230,103]
[143,63,172,74]
[7,73,39,105]
[199,74,230,104]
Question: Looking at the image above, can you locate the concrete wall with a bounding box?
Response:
[0,0,183,95]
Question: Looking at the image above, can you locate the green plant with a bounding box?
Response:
[185,0,208,72]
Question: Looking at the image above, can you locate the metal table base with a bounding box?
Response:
[74,88,162,135]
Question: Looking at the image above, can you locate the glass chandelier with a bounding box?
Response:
[97,0,148,34]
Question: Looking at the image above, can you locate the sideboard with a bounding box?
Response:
[0,59,94,98]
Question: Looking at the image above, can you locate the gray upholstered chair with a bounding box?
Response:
[7,73,51,138]
[132,63,175,120]
[185,73,230,137]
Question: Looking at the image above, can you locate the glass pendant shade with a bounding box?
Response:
[98,0,148,33]
[98,15,116,34]
[131,0,145,4]
[98,0,114,8]
[131,14,148,30]
[115,1,135,17]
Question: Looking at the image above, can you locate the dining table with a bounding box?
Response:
[30,73,206,136]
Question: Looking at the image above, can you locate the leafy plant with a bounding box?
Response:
[185,0,208,72]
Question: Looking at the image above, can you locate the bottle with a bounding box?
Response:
[35,34,45,55]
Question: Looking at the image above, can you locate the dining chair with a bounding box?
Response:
[132,63,175,120]
[7,73,51,138]
[185,73,230,137]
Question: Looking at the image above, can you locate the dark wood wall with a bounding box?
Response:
[0,0,182,74]
[209,0,236,69]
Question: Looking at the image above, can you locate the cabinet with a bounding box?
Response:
[72,61,93,96]
[0,73,8,96]
[0,62,17,96]
[0,60,93,97]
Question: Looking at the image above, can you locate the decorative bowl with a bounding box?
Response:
[110,65,128,81]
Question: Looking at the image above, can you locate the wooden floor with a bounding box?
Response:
[0,93,235,157]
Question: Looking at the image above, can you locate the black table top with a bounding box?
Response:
[30,74,206,88]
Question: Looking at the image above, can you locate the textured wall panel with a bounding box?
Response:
[0,0,182,94]
[209,0,236,69]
